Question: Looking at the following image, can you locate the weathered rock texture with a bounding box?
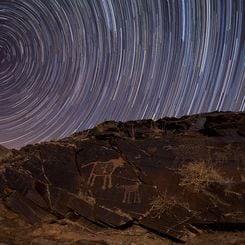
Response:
[0,111,245,244]
[0,145,12,162]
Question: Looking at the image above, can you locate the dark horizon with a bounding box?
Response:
[2,110,244,150]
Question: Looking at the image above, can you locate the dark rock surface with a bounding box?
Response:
[0,111,245,243]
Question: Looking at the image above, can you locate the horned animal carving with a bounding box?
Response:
[81,158,125,189]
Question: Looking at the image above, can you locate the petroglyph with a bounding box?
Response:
[78,188,96,205]
[208,145,233,163]
[119,181,141,204]
[224,189,242,198]
[81,157,125,189]
[164,145,203,164]
[212,151,228,163]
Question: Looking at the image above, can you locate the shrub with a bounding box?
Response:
[178,160,224,192]
[150,191,176,218]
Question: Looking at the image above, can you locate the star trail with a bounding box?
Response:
[0,0,244,149]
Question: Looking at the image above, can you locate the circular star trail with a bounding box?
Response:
[0,0,244,149]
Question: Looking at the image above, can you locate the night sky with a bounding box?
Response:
[0,0,244,149]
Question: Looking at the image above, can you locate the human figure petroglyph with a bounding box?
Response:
[207,145,234,163]
[232,145,245,166]
[212,151,228,163]
[119,181,141,204]
[81,157,124,190]
[208,145,233,163]
[164,145,203,164]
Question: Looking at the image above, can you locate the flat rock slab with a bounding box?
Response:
[0,112,244,242]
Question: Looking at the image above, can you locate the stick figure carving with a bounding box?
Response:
[81,157,124,190]
[120,181,141,204]
[164,145,204,164]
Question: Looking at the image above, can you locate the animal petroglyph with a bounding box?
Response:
[119,181,141,204]
[81,158,125,190]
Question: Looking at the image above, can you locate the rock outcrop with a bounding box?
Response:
[0,145,12,162]
[0,111,244,244]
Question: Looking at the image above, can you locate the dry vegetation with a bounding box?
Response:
[178,160,225,192]
[150,191,177,219]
